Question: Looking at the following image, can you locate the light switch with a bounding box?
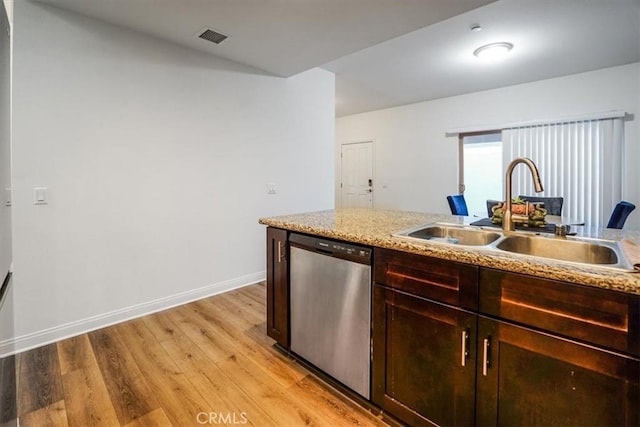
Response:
[34,187,48,205]
[267,183,277,194]
[4,188,10,206]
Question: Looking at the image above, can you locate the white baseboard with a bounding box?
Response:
[0,271,266,356]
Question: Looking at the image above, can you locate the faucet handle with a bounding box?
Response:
[554,224,569,237]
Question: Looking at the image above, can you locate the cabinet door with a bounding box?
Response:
[476,316,640,427]
[266,227,289,347]
[373,285,477,427]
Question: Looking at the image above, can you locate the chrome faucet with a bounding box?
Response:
[503,157,544,232]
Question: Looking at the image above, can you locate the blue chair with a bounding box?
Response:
[447,194,468,216]
[607,201,636,229]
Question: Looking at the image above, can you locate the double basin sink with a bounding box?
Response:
[393,223,633,271]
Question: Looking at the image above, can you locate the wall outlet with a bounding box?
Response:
[267,183,277,194]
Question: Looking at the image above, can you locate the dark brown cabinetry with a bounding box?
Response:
[479,268,640,356]
[266,227,289,348]
[476,316,639,427]
[477,268,639,427]
[373,248,479,426]
[373,248,640,427]
[373,285,477,426]
[373,248,478,311]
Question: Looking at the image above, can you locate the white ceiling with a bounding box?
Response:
[326,0,640,116]
[33,0,494,76]
[33,0,640,117]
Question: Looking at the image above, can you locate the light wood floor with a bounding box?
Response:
[16,283,390,426]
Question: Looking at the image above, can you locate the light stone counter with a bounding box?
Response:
[259,208,640,296]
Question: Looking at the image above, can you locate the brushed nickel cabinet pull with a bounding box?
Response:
[461,329,469,367]
[277,241,284,263]
[482,337,491,376]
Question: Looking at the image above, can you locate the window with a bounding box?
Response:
[503,119,623,226]
[458,116,625,226]
[460,132,503,217]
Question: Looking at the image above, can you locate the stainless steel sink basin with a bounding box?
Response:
[395,224,502,246]
[496,235,619,265]
[393,222,634,271]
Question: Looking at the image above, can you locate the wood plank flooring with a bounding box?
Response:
[16,283,390,426]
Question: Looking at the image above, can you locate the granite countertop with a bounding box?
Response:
[259,208,640,296]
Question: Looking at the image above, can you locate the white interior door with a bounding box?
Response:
[341,142,373,208]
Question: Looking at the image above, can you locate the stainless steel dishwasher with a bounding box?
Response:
[289,233,372,399]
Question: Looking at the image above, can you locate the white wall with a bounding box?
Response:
[336,63,640,229]
[0,1,10,279]
[8,1,334,352]
[0,0,12,352]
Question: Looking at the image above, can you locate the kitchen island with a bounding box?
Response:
[259,208,640,427]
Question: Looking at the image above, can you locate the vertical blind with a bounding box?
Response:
[502,118,624,227]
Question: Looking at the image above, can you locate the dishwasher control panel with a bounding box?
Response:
[317,240,371,258]
[289,233,372,264]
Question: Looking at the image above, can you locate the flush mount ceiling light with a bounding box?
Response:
[473,42,513,63]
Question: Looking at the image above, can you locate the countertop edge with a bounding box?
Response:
[259,209,640,296]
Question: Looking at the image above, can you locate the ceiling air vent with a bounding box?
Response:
[198,28,228,45]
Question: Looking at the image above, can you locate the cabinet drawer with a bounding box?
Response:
[480,268,640,356]
[374,248,478,310]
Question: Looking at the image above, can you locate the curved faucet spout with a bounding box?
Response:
[504,157,544,232]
